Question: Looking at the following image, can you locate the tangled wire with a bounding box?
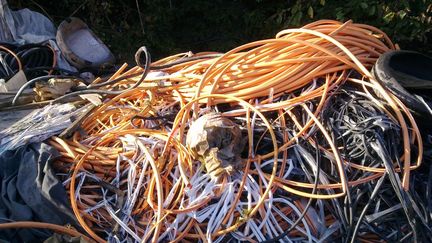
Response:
[1,20,429,242]
[0,42,57,80]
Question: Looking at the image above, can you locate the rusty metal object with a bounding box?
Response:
[186,112,245,178]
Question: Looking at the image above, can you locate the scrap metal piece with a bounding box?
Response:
[56,17,115,69]
[186,113,245,179]
[34,78,79,101]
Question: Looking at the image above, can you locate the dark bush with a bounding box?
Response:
[8,0,432,62]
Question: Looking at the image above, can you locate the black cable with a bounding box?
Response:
[2,66,80,81]
[343,167,353,241]
[322,86,421,241]
[350,174,387,242]
[11,75,85,105]
[11,46,212,105]
[0,43,56,80]
[51,46,151,104]
[130,114,176,129]
[88,53,221,89]
[84,73,142,89]
[427,164,432,223]
[373,140,418,241]
[150,53,222,70]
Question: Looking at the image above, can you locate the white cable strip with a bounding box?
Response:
[63,171,84,186]
[125,138,150,216]
[194,204,216,223]
[187,171,215,207]
[233,173,263,240]
[163,167,181,208]
[250,160,274,235]
[205,189,229,241]
[75,173,86,202]
[159,215,190,241]
[125,214,140,242]
[105,202,142,242]
[113,154,124,189]
[248,219,266,241]
[84,194,114,213]
[206,181,235,239]
[415,95,432,116]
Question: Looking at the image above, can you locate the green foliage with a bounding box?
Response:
[275,0,432,53]
[8,0,432,62]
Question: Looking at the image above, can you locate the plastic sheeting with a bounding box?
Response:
[0,103,92,155]
[0,143,77,242]
[0,6,55,44]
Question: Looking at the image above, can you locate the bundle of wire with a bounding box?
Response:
[4,20,429,242]
[0,42,58,80]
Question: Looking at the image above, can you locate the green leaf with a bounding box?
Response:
[383,12,395,23]
[308,6,314,19]
[335,8,345,20]
[320,0,325,6]
[360,2,368,9]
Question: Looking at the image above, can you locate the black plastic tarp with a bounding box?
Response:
[0,143,77,242]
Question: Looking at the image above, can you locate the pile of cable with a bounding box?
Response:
[0,42,57,80]
[10,20,428,242]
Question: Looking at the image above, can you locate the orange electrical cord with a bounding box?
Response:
[0,221,93,242]
[0,45,23,71]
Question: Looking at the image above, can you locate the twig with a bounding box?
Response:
[135,0,145,35]
[29,0,54,23]
[69,0,90,18]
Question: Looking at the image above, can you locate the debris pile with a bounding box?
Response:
[1,19,432,243]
